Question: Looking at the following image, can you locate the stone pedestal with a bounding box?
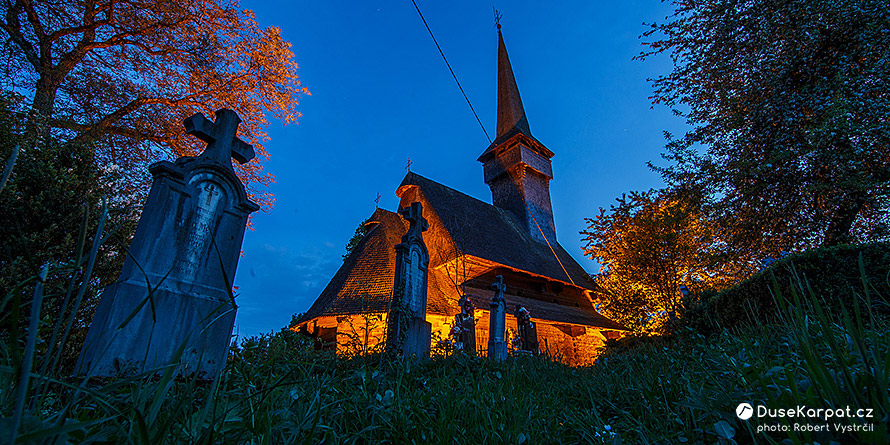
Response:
[77,109,258,378]
[489,340,508,361]
[403,318,432,358]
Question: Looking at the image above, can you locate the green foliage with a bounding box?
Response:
[1,0,308,210]
[582,188,740,333]
[640,0,890,257]
[3,189,886,443]
[384,286,411,360]
[0,95,137,373]
[596,267,889,444]
[343,217,371,261]
[686,242,890,333]
[337,313,387,359]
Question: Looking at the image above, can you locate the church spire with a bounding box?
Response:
[478,25,558,244]
[496,26,531,139]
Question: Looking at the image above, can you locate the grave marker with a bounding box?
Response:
[77,109,259,378]
[515,305,539,354]
[488,275,508,361]
[451,295,476,355]
[386,202,432,358]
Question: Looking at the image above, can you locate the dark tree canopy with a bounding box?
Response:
[639,0,890,258]
[0,0,308,209]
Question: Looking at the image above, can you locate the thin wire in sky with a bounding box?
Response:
[410,0,492,144]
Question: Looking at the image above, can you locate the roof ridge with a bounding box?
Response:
[402,171,577,252]
[400,171,593,290]
[401,171,510,216]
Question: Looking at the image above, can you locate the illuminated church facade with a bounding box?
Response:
[293,29,625,365]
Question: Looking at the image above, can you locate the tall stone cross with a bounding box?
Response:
[488,275,508,361]
[401,202,428,319]
[387,201,432,359]
[492,275,506,296]
[184,109,255,165]
[78,109,259,379]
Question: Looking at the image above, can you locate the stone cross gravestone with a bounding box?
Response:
[386,202,432,358]
[488,275,508,361]
[515,305,540,354]
[77,109,259,378]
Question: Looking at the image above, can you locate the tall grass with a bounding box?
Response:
[1,190,887,443]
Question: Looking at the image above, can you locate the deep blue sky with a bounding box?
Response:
[231,1,686,339]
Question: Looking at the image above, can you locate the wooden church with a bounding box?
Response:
[293,28,625,365]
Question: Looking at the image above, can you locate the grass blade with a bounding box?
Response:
[0,144,19,194]
[10,265,48,445]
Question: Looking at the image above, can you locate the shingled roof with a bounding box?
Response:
[398,172,594,290]
[297,26,624,332]
[297,209,405,322]
[297,174,623,329]
[297,207,454,324]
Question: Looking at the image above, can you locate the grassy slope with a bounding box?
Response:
[3,263,888,443]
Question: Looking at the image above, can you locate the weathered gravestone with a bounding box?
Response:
[515,305,540,354]
[488,275,508,361]
[77,109,259,378]
[386,202,432,358]
[451,295,476,355]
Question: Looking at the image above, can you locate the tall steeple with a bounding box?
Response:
[478,26,557,244]
[495,28,531,138]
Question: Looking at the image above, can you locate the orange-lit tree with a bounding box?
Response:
[0,0,308,209]
[582,189,743,333]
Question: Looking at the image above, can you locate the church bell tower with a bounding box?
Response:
[478,26,557,243]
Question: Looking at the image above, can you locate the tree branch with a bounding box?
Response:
[1,0,40,68]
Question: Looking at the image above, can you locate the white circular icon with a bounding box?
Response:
[736,403,754,420]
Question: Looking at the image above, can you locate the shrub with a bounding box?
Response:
[685,242,890,333]
[0,95,138,374]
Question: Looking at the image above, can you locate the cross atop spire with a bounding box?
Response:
[495,28,531,139]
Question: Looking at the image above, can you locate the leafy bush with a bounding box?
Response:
[685,242,890,333]
[0,95,138,375]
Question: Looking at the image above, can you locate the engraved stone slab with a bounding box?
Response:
[488,275,508,361]
[78,109,259,378]
[387,202,431,359]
